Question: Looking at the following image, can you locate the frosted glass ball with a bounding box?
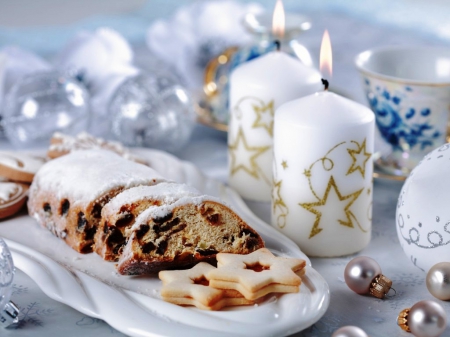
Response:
[3,71,90,148]
[396,143,450,272]
[109,72,195,153]
[0,238,14,312]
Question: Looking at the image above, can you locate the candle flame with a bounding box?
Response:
[320,30,332,78]
[272,0,285,38]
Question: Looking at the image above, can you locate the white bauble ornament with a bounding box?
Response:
[396,143,450,272]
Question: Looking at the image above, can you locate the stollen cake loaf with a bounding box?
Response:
[28,150,166,253]
[95,182,200,261]
[117,196,265,275]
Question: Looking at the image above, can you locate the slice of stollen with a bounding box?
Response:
[117,196,265,275]
[94,182,200,261]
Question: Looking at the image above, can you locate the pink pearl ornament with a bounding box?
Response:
[332,326,368,337]
[344,256,393,299]
[398,300,447,337]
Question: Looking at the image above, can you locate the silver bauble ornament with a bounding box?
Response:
[426,262,450,301]
[3,71,90,148]
[398,300,447,337]
[109,71,195,153]
[396,143,450,272]
[332,326,368,337]
[0,238,19,328]
[344,256,392,298]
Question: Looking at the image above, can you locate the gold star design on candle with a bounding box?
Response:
[281,160,288,170]
[272,179,287,213]
[229,127,270,179]
[303,169,311,178]
[299,176,363,238]
[252,100,274,137]
[346,139,372,178]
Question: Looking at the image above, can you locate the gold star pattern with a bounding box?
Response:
[281,160,288,170]
[303,169,311,178]
[252,100,274,137]
[299,176,363,239]
[272,179,289,228]
[346,139,372,178]
[229,127,270,179]
[272,179,286,213]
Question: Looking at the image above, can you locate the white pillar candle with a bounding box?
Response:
[272,91,375,256]
[228,51,321,201]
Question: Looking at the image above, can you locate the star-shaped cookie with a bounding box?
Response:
[159,262,253,310]
[207,248,306,300]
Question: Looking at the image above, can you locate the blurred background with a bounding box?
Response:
[1,0,449,53]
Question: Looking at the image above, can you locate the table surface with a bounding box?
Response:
[2,1,450,336]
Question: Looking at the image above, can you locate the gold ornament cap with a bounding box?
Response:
[369,274,393,299]
[397,308,411,332]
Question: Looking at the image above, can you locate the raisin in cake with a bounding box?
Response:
[28,150,166,253]
[117,196,265,275]
[95,182,200,261]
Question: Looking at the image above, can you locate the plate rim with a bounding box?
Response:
[1,147,330,336]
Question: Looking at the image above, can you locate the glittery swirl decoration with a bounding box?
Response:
[228,97,274,185]
[396,142,450,271]
[272,156,289,228]
[298,139,372,239]
[0,238,14,312]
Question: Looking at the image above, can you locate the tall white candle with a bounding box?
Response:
[228,51,321,201]
[272,91,375,256]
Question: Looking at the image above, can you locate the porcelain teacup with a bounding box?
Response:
[355,46,450,177]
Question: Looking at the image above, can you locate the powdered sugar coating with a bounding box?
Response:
[49,132,143,162]
[130,194,227,231]
[0,151,45,173]
[51,132,126,153]
[0,182,19,201]
[30,150,166,208]
[103,183,200,218]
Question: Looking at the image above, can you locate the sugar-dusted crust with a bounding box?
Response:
[28,150,166,253]
[0,182,29,219]
[48,132,146,164]
[117,197,265,275]
[0,151,46,183]
[95,182,200,261]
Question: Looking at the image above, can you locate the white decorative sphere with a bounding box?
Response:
[396,143,450,272]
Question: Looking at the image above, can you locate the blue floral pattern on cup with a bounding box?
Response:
[364,78,442,152]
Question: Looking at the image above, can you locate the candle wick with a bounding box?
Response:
[274,40,281,51]
[321,78,329,91]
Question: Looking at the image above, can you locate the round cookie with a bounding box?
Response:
[0,182,29,219]
[0,152,46,183]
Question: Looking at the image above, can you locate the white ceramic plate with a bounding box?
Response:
[0,148,329,337]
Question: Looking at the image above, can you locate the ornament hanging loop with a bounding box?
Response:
[386,287,397,298]
[369,274,393,299]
